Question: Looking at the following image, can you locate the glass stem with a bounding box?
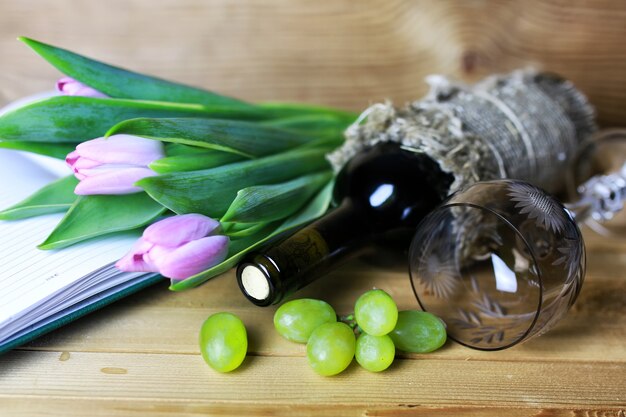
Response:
[565,162,626,223]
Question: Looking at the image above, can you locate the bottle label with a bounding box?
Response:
[273,228,330,277]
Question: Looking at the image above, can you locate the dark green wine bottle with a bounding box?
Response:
[236,142,453,306]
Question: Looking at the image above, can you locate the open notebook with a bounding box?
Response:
[0,149,161,353]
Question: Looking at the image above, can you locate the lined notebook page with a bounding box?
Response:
[0,150,141,336]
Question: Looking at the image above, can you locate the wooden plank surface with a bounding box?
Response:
[1,0,626,415]
[1,352,625,406]
[1,0,626,126]
[17,249,626,363]
[0,231,624,416]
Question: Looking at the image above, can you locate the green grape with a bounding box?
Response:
[199,312,247,372]
[389,310,447,353]
[274,298,337,343]
[354,289,398,336]
[307,322,356,376]
[355,333,395,372]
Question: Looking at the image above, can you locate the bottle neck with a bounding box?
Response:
[238,200,372,306]
[236,143,454,306]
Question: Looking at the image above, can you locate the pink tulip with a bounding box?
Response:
[56,76,108,98]
[66,134,165,195]
[115,214,230,281]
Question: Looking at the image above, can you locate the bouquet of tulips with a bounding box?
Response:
[0,38,356,290]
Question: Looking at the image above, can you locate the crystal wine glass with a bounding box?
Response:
[409,159,626,350]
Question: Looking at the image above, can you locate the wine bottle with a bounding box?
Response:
[236,70,595,306]
[236,142,454,305]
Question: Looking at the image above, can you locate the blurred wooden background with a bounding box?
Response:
[1,1,625,416]
[1,0,625,126]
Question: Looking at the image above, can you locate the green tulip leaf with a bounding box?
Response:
[257,102,358,123]
[261,114,350,139]
[276,179,334,231]
[0,96,269,144]
[221,171,332,223]
[107,117,313,158]
[165,143,221,157]
[0,176,79,220]
[18,38,358,121]
[169,180,334,291]
[38,193,166,250]
[0,141,75,159]
[19,37,254,110]
[137,148,330,217]
[150,151,245,174]
[225,221,273,238]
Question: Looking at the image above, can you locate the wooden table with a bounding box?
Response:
[0,231,625,416]
[1,1,626,415]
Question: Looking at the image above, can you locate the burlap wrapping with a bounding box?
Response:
[328,69,596,195]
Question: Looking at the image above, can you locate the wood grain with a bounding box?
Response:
[0,0,625,125]
[1,1,626,415]
[1,352,624,407]
[1,400,623,417]
[0,228,624,416]
[20,256,626,363]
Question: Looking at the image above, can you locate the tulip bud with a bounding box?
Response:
[56,76,108,98]
[115,214,230,280]
[66,134,165,195]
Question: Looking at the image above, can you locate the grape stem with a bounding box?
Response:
[339,313,362,335]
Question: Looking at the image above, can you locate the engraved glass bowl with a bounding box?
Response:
[409,180,585,350]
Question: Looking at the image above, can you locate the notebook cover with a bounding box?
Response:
[0,274,163,355]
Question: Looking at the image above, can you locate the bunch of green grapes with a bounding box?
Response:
[197,289,447,374]
[273,290,447,376]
